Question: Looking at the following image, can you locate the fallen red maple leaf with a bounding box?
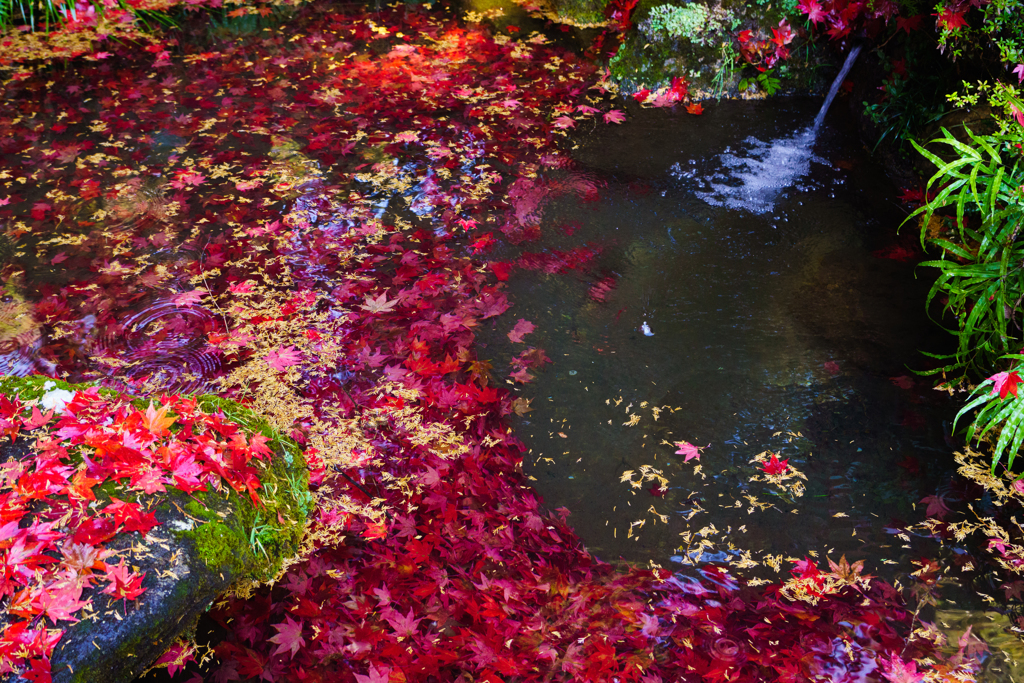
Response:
[267,614,305,659]
[507,319,535,343]
[762,453,789,475]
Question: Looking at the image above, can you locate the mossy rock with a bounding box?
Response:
[546,0,607,25]
[0,376,311,683]
[607,0,834,99]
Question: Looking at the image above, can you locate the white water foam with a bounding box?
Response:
[686,46,862,215]
[689,126,826,214]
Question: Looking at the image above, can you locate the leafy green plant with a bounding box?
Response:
[709,40,738,100]
[863,74,947,152]
[640,2,734,46]
[906,123,1024,377]
[955,368,1024,472]
[739,68,781,95]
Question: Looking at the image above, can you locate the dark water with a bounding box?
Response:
[490,98,958,578]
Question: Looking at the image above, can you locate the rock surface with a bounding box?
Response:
[0,376,310,683]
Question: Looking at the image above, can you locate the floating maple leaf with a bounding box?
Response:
[674,441,702,462]
[762,453,789,475]
[170,289,207,307]
[511,397,533,416]
[552,115,576,129]
[603,110,626,124]
[507,319,535,343]
[360,292,399,314]
[510,367,534,383]
[264,346,302,372]
[879,652,925,683]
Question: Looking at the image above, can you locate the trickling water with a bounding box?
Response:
[690,127,822,214]
[688,46,863,215]
[813,45,863,132]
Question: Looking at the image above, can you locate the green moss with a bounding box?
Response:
[168,433,310,582]
[190,521,242,572]
[0,374,312,582]
[549,0,606,24]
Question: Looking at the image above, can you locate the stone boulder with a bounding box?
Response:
[0,375,311,683]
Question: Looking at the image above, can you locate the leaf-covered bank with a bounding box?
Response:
[0,0,1008,681]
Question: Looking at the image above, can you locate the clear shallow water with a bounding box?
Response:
[488,98,959,579]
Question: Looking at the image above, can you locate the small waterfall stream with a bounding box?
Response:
[691,45,863,214]
[813,45,863,131]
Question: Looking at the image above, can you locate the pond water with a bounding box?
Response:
[2,5,1021,677]
[494,99,956,579]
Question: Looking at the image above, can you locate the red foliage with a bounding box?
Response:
[0,388,271,677]
[0,3,980,682]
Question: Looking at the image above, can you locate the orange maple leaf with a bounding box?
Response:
[141,402,176,436]
[67,469,102,501]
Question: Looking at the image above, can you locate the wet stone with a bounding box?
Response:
[0,377,310,683]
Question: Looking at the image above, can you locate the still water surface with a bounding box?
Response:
[497,98,953,576]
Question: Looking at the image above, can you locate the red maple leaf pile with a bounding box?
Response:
[0,387,275,679]
[0,2,982,682]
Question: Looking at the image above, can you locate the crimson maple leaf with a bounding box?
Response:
[268,615,305,659]
[762,453,789,475]
[771,20,794,46]
[919,494,950,519]
[23,406,55,429]
[264,346,302,372]
[507,319,535,343]
[989,370,1021,399]
[896,14,923,33]
[934,6,968,31]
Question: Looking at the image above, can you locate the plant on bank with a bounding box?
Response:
[908,84,1024,470]
[906,89,1024,374]
[0,0,304,65]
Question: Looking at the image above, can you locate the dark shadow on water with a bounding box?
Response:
[485,98,959,584]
